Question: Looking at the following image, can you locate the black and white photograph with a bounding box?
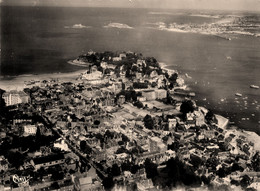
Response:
[0,0,260,190]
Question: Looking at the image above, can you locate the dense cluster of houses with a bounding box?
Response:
[1,51,260,190]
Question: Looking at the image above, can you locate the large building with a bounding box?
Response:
[31,154,65,170]
[142,90,156,101]
[155,89,167,99]
[22,125,37,136]
[149,137,167,153]
[2,90,30,106]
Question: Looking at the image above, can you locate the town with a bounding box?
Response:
[0,51,260,191]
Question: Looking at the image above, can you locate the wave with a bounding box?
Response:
[64,24,92,29]
[103,22,133,29]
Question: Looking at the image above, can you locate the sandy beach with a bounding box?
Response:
[0,69,87,91]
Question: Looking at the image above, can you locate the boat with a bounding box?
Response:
[185,73,192,79]
[235,93,242,97]
[250,85,259,89]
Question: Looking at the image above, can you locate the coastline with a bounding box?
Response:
[160,62,260,151]
[0,69,87,91]
[1,60,259,151]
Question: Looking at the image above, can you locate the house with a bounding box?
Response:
[119,53,126,59]
[137,96,147,102]
[136,72,143,79]
[202,129,216,140]
[137,59,146,67]
[155,89,167,99]
[81,71,103,85]
[136,179,155,191]
[0,156,8,172]
[194,110,206,127]
[117,95,125,105]
[100,61,108,69]
[102,92,115,107]
[79,177,92,190]
[186,112,196,127]
[149,137,167,153]
[31,153,65,170]
[150,71,158,78]
[76,176,102,191]
[2,90,30,106]
[53,139,70,152]
[142,90,156,101]
[168,118,177,130]
[112,57,121,61]
[22,125,37,136]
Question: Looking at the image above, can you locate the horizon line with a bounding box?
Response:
[1,5,260,13]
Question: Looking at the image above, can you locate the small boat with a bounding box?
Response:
[250,85,259,89]
[235,93,242,97]
[185,73,192,79]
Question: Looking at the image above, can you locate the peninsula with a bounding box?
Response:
[0,51,260,191]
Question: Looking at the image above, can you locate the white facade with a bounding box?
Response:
[2,91,29,106]
[23,125,37,136]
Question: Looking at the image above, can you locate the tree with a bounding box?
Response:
[111,164,121,177]
[50,182,60,190]
[169,73,178,83]
[143,115,154,129]
[205,110,217,124]
[240,175,251,188]
[180,100,195,119]
[121,162,131,172]
[102,176,114,190]
[121,134,129,142]
[133,101,144,108]
[144,159,158,179]
[190,155,202,169]
[94,120,100,126]
[252,152,260,171]
[80,141,92,154]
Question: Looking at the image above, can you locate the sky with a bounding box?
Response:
[1,0,260,11]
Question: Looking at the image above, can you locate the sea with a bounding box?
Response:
[1,6,260,134]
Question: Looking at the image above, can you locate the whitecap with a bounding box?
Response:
[104,23,133,29]
[65,24,91,29]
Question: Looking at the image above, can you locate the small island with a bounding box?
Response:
[0,51,260,191]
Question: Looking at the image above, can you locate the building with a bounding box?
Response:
[150,70,158,78]
[142,90,156,101]
[0,156,8,172]
[155,89,167,99]
[117,95,125,105]
[81,71,103,85]
[149,137,167,153]
[75,176,102,191]
[2,90,30,106]
[53,139,70,152]
[168,118,177,130]
[31,154,65,170]
[22,125,37,136]
[119,53,126,59]
[136,72,143,79]
[112,57,121,61]
[136,179,154,191]
[137,96,147,102]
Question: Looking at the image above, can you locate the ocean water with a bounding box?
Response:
[1,6,260,134]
